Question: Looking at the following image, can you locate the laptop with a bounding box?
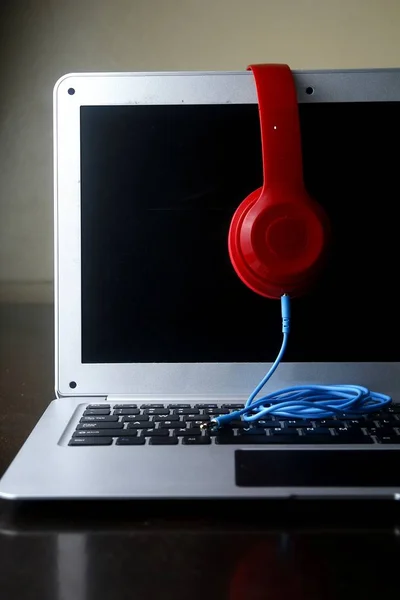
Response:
[1,67,400,500]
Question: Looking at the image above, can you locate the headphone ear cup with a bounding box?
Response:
[229,185,329,300]
[228,187,287,299]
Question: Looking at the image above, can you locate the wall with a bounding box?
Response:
[1,0,400,301]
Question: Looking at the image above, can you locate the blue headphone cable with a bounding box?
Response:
[206,295,392,430]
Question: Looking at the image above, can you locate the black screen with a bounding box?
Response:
[81,102,400,363]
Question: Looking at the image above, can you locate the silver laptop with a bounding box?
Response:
[1,68,400,500]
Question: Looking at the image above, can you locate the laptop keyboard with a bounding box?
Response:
[68,403,400,446]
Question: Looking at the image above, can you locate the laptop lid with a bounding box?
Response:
[54,69,400,398]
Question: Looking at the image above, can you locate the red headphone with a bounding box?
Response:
[228,64,330,299]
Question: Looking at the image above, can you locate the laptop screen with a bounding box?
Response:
[80,102,400,364]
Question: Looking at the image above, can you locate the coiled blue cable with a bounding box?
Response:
[211,295,392,429]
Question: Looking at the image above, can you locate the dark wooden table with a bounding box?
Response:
[1,302,400,600]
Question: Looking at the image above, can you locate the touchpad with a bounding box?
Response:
[235,450,400,487]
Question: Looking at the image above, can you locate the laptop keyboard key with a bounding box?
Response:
[335,429,372,442]
[149,437,179,445]
[73,429,136,437]
[140,429,169,436]
[303,427,332,435]
[257,420,278,427]
[167,404,191,408]
[159,421,187,429]
[87,404,110,409]
[183,436,212,445]
[270,428,299,436]
[116,437,146,445]
[127,421,153,429]
[216,435,269,444]
[69,437,113,446]
[113,408,140,415]
[229,420,247,428]
[113,404,138,409]
[285,420,313,428]
[143,408,170,415]
[153,415,180,422]
[77,422,124,430]
[319,420,345,428]
[122,414,151,422]
[205,408,230,415]
[369,427,398,436]
[173,408,200,415]
[80,415,119,423]
[221,404,245,409]
[140,404,165,409]
[195,404,218,408]
[83,409,110,416]
[241,428,266,436]
[174,428,201,436]
[182,414,209,421]
[377,436,400,444]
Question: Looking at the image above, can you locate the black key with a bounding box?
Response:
[127,421,153,429]
[173,408,200,415]
[83,409,110,416]
[182,414,209,421]
[222,404,245,409]
[174,428,202,436]
[229,420,247,429]
[69,437,112,446]
[335,430,372,442]
[113,408,140,415]
[363,419,381,428]
[153,415,180,422]
[73,429,136,437]
[122,414,151,422]
[159,421,187,429]
[388,405,400,413]
[378,418,399,425]
[320,420,345,428]
[149,437,179,445]
[190,420,214,428]
[270,428,299,436]
[216,435,373,445]
[378,436,400,444]
[216,435,277,444]
[113,404,138,409]
[195,404,218,408]
[87,404,110,409]
[258,420,279,427]
[346,420,364,428]
[336,427,364,435]
[140,404,165,409]
[80,415,119,423]
[183,436,212,445]
[205,408,229,415]
[368,427,397,436]
[303,427,332,435]
[140,429,169,437]
[241,428,266,436]
[77,422,124,430]
[284,420,313,428]
[167,404,191,408]
[143,408,170,415]
[116,437,146,445]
